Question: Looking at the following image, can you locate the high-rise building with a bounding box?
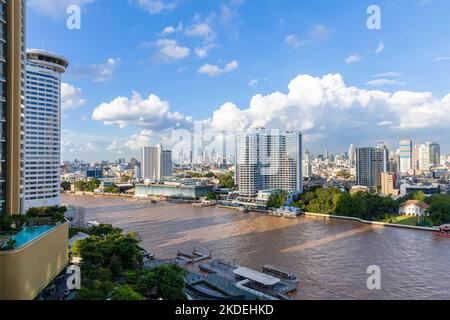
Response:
[24,50,68,210]
[348,144,355,165]
[1,0,25,216]
[399,139,412,173]
[356,145,388,190]
[141,145,163,180]
[412,144,420,170]
[419,142,441,171]
[235,129,303,197]
[141,145,173,180]
[162,150,173,178]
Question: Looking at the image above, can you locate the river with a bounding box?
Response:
[62,194,450,300]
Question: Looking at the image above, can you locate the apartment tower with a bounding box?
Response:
[1,0,25,216]
[24,49,68,210]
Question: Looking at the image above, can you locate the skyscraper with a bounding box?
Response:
[356,145,388,190]
[162,150,173,178]
[235,129,303,197]
[141,145,173,180]
[419,142,441,171]
[399,139,412,173]
[141,145,163,180]
[2,0,25,216]
[24,50,68,210]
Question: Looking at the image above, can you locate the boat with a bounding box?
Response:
[433,225,450,239]
[237,207,250,213]
[262,265,300,284]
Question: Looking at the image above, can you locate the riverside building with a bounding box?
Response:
[24,49,68,210]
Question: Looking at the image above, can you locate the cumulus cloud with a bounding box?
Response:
[72,58,121,82]
[207,73,450,135]
[198,60,239,76]
[152,39,190,62]
[91,91,192,130]
[131,0,176,15]
[61,83,86,109]
[125,130,154,150]
[27,0,95,18]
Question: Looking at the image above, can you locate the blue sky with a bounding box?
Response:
[27,0,450,162]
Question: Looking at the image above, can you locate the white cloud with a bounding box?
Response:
[185,15,216,42]
[27,0,95,18]
[125,130,154,150]
[207,73,450,135]
[73,58,121,82]
[373,72,402,78]
[366,79,407,87]
[345,53,362,64]
[194,44,217,58]
[132,0,176,15]
[198,60,239,77]
[61,83,86,109]
[285,35,304,48]
[248,79,259,87]
[376,41,385,54]
[153,39,190,62]
[159,23,183,36]
[92,91,191,130]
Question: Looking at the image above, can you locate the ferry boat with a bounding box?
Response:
[433,225,450,239]
[262,265,300,284]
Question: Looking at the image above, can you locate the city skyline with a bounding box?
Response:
[26,0,450,162]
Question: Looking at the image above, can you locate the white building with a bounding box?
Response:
[141,145,173,180]
[419,142,440,171]
[399,200,430,217]
[235,129,303,198]
[24,49,68,210]
[142,145,162,180]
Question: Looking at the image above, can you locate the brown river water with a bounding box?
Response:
[62,194,450,300]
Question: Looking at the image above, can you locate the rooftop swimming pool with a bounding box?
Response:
[10,225,56,249]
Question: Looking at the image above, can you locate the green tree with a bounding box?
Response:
[267,190,288,209]
[428,195,450,226]
[111,285,144,301]
[219,172,235,189]
[61,181,71,191]
[137,265,187,300]
[104,185,119,194]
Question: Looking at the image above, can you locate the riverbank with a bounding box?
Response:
[304,212,436,232]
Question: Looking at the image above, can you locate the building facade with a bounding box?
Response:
[162,150,173,178]
[355,146,388,190]
[399,139,412,173]
[419,142,441,171]
[141,145,162,180]
[235,129,303,198]
[24,50,68,210]
[1,0,25,216]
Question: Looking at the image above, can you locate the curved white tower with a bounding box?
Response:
[24,49,69,210]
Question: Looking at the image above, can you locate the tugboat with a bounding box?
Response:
[433,225,450,239]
